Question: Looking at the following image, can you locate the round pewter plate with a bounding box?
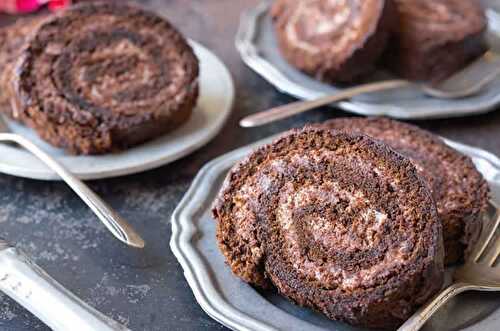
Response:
[0,41,234,181]
[235,1,500,120]
[170,135,500,331]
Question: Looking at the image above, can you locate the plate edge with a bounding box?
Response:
[235,1,500,119]
[170,135,500,331]
[0,40,235,181]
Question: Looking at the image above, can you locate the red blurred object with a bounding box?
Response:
[48,0,70,11]
[0,0,72,14]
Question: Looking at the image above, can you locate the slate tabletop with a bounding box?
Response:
[1,1,500,330]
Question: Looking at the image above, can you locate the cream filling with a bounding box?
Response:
[284,0,367,56]
[232,149,415,290]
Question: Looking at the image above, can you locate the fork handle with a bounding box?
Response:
[0,242,129,331]
[0,132,145,248]
[239,80,410,127]
[398,282,473,331]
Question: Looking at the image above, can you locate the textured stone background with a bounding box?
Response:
[1,1,500,330]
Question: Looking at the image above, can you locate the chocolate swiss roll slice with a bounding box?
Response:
[11,2,199,154]
[271,0,395,83]
[388,0,486,82]
[321,117,489,265]
[0,16,44,118]
[213,128,444,328]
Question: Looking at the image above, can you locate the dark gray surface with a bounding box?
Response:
[1,1,500,330]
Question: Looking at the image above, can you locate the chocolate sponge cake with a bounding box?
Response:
[321,117,489,265]
[271,0,395,83]
[10,2,199,154]
[213,128,444,329]
[388,0,486,82]
[0,16,44,118]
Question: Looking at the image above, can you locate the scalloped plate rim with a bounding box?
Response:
[235,1,500,120]
[170,135,500,331]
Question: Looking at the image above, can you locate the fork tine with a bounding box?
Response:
[473,204,500,262]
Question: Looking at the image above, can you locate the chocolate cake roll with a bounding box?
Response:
[213,128,444,328]
[11,2,199,154]
[271,0,395,83]
[0,16,44,118]
[388,0,486,82]
[321,117,489,265]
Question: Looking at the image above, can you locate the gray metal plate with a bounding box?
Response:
[171,135,500,331]
[235,1,500,120]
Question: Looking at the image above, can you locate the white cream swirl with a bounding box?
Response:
[284,0,379,55]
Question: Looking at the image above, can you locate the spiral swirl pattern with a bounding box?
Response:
[12,2,198,154]
[271,0,394,83]
[321,117,489,265]
[213,128,444,328]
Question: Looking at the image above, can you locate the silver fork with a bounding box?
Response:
[240,51,500,127]
[399,203,500,331]
[0,116,145,248]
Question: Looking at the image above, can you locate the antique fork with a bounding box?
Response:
[399,203,500,331]
[0,115,145,248]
